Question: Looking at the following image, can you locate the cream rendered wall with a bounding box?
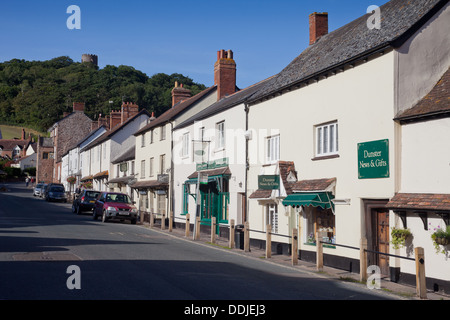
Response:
[172,104,247,225]
[247,52,396,260]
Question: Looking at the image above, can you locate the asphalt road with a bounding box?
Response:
[0,182,399,303]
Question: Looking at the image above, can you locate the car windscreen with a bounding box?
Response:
[106,194,131,204]
[50,187,65,193]
[85,191,100,199]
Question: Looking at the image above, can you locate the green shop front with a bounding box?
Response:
[183,159,230,234]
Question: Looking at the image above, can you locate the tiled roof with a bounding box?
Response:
[187,166,231,180]
[395,67,450,122]
[249,161,298,199]
[0,139,29,151]
[249,0,446,102]
[134,86,217,136]
[291,178,337,192]
[386,193,450,212]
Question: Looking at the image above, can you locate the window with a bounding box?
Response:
[141,133,145,147]
[216,121,225,149]
[160,125,166,141]
[149,157,154,177]
[141,160,145,178]
[266,135,280,163]
[316,121,338,157]
[266,204,278,234]
[160,154,165,174]
[182,132,189,158]
[131,161,135,175]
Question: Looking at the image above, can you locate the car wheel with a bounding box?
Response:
[93,210,98,220]
[76,205,81,215]
[102,210,108,223]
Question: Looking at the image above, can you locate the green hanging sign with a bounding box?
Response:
[358,139,390,179]
[258,175,280,190]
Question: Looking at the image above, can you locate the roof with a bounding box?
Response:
[0,139,29,151]
[134,86,217,136]
[187,166,231,180]
[395,67,450,123]
[84,109,150,150]
[291,178,337,192]
[130,180,168,189]
[249,161,298,199]
[386,193,450,212]
[175,77,274,130]
[249,0,447,103]
[111,145,135,164]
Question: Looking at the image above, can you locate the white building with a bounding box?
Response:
[245,0,449,293]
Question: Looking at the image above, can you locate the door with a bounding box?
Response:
[374,209,390,275]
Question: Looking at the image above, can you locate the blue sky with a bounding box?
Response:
[0,0,390,88]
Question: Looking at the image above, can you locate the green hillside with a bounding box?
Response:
[0,57,207,132]
[0,125,46,140]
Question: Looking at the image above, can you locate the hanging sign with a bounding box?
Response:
[357,139,390,179]
[258,175,280,190]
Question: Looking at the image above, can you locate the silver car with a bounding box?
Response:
[33,183,44,197]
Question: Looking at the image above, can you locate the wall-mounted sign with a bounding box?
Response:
[258,175,280,190]
[120,162,128,172]
[157,174,169,183]
[358,139,389,179]
[196,157,229,171]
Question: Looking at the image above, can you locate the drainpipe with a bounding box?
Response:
[244,102,249,224]
[169,121,174,224]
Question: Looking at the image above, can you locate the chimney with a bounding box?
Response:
[214,49,236,101]
[171,82,191,107]
[73,102,85,112]
[110,110,121,129]
[309,12,328,45]
[121,102,139,123]
[21,128,26,140]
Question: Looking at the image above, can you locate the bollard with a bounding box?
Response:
[195,217,200,240]
[415,247,427,299]
[211,217,216,244]
[266,224,272,258]
[185,214,190,237]
[229,219,235,249]
[316,232,323,272]
[244,221,250,252]
[360,238,368,283]
[292,228,298,266]
[169,212,173,232]
[150,212,154,228]
[161,213,166,230]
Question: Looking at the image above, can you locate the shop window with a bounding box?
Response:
[266,203,278,234]
[305,207,335,244]
[316,121,338,157]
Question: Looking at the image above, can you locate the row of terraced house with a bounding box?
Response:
[37,0,450,294]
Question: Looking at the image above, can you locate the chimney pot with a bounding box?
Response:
[214,49,236,101]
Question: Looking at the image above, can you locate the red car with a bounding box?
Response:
[93,192,138,224]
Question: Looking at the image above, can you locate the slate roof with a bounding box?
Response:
[395,67,450,122]
[134,86,217,136]
[249,0,447,102]
[111,145,135,164]
[386,193,450,212]
[174,77,274,130]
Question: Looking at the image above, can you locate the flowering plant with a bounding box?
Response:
[67,176,76,184]
[390,227,412,250]
[430,224,450,254]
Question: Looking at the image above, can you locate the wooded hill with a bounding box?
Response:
[0,56,207,132]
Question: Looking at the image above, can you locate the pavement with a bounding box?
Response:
[139,220,450,301]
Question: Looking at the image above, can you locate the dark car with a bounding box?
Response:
[93,192,137,224]
[72,189,101,214]
[40,184,49,198]
[45,184,67,202]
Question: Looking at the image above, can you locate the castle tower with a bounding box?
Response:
[81,54,98,67]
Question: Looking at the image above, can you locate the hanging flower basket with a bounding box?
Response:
[67,176,76,184]
[391,227,412,250]
[431,225,450,254]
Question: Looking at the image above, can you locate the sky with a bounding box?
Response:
[0,0,391,89]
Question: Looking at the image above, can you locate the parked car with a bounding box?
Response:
[33,183,44,197]
[40,184,49,198]
[93,192,138,224]
[72,189,101,215]
[45,185,67,202]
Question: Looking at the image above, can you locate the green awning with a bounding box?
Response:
[282,192,335,211]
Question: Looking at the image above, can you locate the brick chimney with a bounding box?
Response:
[121,102,139,122]
[73,102,85,112]
[309,12,328,45]
[171,82,191,107]
[110,110,122,129]
[214,49,236,101]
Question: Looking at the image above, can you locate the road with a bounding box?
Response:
[0,182,398,303]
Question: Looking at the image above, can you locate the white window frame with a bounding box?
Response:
[266,203,278,234]
[160,125,166,141]
[140,160,145,178]
[216,121,225,150]
[149,157,154,177]
[266,135,280,164]
[316,121,338,157]
[181,132,190,158]
[141,133,146,147]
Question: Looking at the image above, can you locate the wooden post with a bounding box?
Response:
[266,224,272,258]
[195,217,200,240]
[150,212,154,228]
[316,232,323,272]
[360,237,368,283]
[161,213,166,230]
[415,247,427,299]
[185,214,190,237]
[229,219,235,249]
[292,228,298,266]
[244,221,250,252]
[211,217,216,244]
[169,212,173,232]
